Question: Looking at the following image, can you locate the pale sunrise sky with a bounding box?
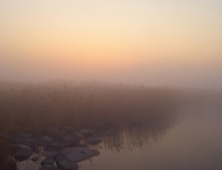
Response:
[0,0,222,88]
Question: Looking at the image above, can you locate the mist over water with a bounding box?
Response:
[1,1,222,170]
[1,60,222,89]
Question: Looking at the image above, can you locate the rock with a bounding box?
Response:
[12,131,31,139]
[57,160,79,170]
[79,130,95,136]
[0,132,12,141]
[64,133,81,144]
[14,138,36,145]
[56,147,100,163]
[37,136,54,146]
[87,137,103,145]
[73,132,84,139]
[55,142,71,149]
[41,156,54,166]
[40,164,57,170]
[43,151,58,157]
[31,156,39,161]
[14,148,32,162]
[57,130,66,137]
[55,153,68,163]
[41,136,54,143]
[32,146,40,153]
[64,126,75,133]
[12,144,31,152]
[46,127,58,134]
[42,146,59,157]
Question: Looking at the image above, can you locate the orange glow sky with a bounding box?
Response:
[0,0,222,88]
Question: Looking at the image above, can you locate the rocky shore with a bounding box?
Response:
[0,118,122,170]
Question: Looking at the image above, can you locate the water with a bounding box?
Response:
[79,106,222,170]
[17,105,222,170]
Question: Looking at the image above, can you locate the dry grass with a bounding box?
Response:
[0,80,186,133]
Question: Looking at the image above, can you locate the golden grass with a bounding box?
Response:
[0,80,187,133]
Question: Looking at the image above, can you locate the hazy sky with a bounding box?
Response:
[0,0,222,88]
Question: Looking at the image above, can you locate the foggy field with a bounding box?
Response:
[0,80,220,133]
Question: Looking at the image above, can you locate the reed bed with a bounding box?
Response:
[0,80,187,133]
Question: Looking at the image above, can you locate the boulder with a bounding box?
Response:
[41,156,54,166]
[41,136,54,143]
[79,130,95,136]
[87,137,103,145]
[64,126,75,133]
[14,138,36,145]
[64,133,81,144]
[54,142,71,149]
[37,136,54,146]
[12,131,31,139]
[12,144,31,152]
[40,164,57,170]
[14,148,32,162]
[31,156,39,162]
[56,147,100,163]
[43,151,58,157]
[57,160,79,170]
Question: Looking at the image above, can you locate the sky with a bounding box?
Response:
[0,0,222,88]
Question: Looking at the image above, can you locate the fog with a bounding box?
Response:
[1,56,222,89]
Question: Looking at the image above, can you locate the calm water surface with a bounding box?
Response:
[17,105,222,170]
[79,106,222,170]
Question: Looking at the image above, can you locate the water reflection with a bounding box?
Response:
[17,111,179,170]
[100,116,178,153]
[79,107,222,170]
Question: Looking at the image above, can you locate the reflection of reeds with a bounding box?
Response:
[0,81,184,132]
[100,116,178,152]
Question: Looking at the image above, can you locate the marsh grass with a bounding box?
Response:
[0,81,186,133]
[0,80,221,170]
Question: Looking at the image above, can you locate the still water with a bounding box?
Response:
[17,105,222,170]
[79,106,222,170]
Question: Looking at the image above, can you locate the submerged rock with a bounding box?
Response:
[87,137,103,145]
[56,147,100,163]
[57,160,79,170]
[14,148,32,162]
